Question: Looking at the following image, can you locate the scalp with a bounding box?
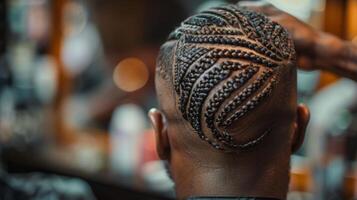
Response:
[157,4,296,152]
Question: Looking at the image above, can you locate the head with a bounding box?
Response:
[149,4,309,199]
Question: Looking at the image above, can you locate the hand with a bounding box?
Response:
[238,1,321,71]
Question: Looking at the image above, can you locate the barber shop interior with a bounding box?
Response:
[1,0,357,199]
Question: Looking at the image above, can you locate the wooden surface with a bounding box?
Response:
[50,0,73,144]
[315,0,347,89]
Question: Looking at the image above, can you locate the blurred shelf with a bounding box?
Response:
[2,147,170,200]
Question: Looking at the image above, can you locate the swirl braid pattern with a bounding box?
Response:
[168,5,295,151]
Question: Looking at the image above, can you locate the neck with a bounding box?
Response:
[173,148,290,200]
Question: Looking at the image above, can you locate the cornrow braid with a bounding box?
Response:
[215,69,274,127]
[168,4,295,151]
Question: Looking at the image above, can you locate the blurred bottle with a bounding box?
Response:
[0,88,15,147]
[109,104,147,183]
[306,79,357,200]
[343,105,357,200]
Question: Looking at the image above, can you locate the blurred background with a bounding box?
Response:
[0,0,357,199]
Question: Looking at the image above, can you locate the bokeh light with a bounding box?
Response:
[113,57,149,92]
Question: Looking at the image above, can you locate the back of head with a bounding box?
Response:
[156,3,296,152]
[153,3,309,199]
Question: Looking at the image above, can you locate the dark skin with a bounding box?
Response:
[149,3,357,199]
[149,39,310,199]
[238,1,357,81]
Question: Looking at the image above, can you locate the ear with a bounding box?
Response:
[148,108,171,160]
[291,104,310,153]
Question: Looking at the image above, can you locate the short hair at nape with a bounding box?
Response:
[158,4,296,152]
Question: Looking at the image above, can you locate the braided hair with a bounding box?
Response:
[157,4,296,151]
